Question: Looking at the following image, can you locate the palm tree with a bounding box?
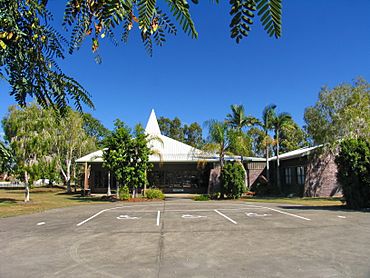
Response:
[225,104,258,132]
[256,104,277,182]
[272,112,293,191]
[203,120,238,198]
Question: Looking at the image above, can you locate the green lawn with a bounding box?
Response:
[0,187,109,218]
[242,196,344,206]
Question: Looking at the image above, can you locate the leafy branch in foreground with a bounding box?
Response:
[0,0,94,112]
[63,0,282,56]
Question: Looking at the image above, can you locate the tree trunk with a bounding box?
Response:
[72,164,77,192]
[266,144,270,182]
[143,170,147,197]
[107,171,111,196]
[116,181,119,198]
[83,162,89,196]
[276,130,281,192]
[66,159,72,193]
[132,187,136,199]
[66,179,71,193]
[240,155,248,191]
[24,170,30,202]
[219,152,225,199]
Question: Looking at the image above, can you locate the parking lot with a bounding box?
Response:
[1,200,370,278]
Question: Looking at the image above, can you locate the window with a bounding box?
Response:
[297,166,305,185]
[284,168,292,185]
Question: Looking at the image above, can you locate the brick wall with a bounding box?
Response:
[304,152,341,197]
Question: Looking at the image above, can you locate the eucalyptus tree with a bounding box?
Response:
[2,105,98,196]
[53,109,96,192]
[1,0,282,110]
[2,105,54,201]
[271,111,292,190]
[158,116,203,148]
[184,122,203,148]
[0,141,14,180]
[304,78,370,145]
[82,113,111,147]
[279,121,308,153]
[247,127,266,157]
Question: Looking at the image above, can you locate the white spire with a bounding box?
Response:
[145,109,161,135]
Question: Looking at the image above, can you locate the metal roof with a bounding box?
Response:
[76,109,270,164]
[269,145,321,161]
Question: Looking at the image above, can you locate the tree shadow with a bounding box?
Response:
[0,198,17,204]
[278,205,370,213]
[64,195,118,203]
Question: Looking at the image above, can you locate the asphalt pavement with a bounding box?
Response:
[0,199,369,278]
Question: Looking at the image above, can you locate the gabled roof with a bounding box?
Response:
[76,150,104,163]
[76,110,212,163]
[145,109,207,162]
[76,109,275,164]
[145,109,161,135]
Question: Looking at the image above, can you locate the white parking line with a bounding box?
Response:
[76,208,111,226]
[258,206,311,221]
[157,211,161,226]
[76,204,164,226]
[214,209,238,224]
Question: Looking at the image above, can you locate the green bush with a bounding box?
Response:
[221,162,246,199]
[119,185,130,200]
[145,188,165,199]
[194,194,210,201]
[335,138,370,209]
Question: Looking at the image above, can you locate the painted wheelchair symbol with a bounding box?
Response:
[182,214,207,219]
[116,215,141,220]
[245,212,271,217]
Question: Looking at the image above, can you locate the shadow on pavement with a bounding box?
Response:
[278,205,370,213]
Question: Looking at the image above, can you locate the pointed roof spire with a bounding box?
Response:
[145,109,161,135]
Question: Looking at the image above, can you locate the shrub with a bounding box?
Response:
[221,162,246,199]
[119,185,130,200]
[145,188,165,200]
[208,192,221,200]
[194,194,210,201]
[335,138,370,209]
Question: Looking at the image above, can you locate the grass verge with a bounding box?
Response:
[242,196,344,206]
[0,187,108,218]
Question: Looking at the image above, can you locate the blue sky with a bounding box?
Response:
[1,0,369,135]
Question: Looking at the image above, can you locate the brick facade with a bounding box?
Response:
[304,152,341,197]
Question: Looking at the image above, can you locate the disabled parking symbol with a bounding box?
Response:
[116,215,141,220]
[245,212,271,217]
[182,214,207,219]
